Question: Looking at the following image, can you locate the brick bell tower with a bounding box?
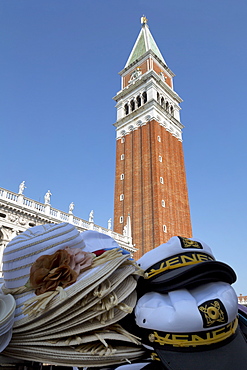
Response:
[113,17,192,259]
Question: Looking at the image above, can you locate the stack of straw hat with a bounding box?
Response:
[127,236,247,370]
[0,293,16,352]
[1,223,145,367]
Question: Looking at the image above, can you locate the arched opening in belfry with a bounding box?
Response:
[130,99,135,112]
[124,103,129,115]
[137,95,141,108]
[142,91,147,104]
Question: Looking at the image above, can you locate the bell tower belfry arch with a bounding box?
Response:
[113,17,192,259]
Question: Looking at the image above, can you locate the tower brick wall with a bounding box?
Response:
[114,119,192,260]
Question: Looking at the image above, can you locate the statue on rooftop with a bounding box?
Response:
[108,218,112,230]
[89,210,94,223]
[44,190,52,205]
[69,202,74,214]
[18,181,26,195]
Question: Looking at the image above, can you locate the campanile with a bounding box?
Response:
[113,17,192,259]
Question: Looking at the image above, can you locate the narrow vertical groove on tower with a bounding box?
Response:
[140,125,145,257]
[131,130,134,243]
[149,122,155,250]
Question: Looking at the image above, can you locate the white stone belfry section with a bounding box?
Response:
[113,18,184,143]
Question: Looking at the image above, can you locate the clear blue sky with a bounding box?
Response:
[1,0,247,295]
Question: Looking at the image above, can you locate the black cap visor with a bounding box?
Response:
[155,326,247,370]
[138,261,236,295]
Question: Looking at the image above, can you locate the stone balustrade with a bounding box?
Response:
[238,294,247,307]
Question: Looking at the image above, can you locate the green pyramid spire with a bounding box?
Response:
[125,16,166,68]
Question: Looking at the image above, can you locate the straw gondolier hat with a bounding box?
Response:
[10,323,142,347]
[3,343,145,368]
[11,276,138,340]
[0,293,16,352]
[2,223,144,367]
[10,251,132,328]
[2,223,139,327]
[13,263,137,334]
[3,223,85,290]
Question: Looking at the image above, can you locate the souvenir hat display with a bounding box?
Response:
[11,251,133,329]
[0,294,16,352]
[11,281,137,342]
[137,236,236,295]
[3,222,84,290]
[13,264,137,335]
[2,223,134,327]
[7,348,144,366]
[134,281,247,369]
[80,230,130,254]
[1,223,145,367]
[3,344,145,368]
[11,323,142,347]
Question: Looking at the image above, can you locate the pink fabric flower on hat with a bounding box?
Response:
[65,247,94,275]
[30,248,94,296]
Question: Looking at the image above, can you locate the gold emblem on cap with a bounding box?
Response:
[199,300,226,327]
[180,237,202,249]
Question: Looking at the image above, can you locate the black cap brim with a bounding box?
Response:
[155,326,247,370]
[142,260,236,294]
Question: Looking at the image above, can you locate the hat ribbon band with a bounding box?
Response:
[148,317,238,348]
[146,252,214,279]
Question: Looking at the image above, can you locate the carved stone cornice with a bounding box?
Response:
[114,99,183,141]
[114,69,182,103]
